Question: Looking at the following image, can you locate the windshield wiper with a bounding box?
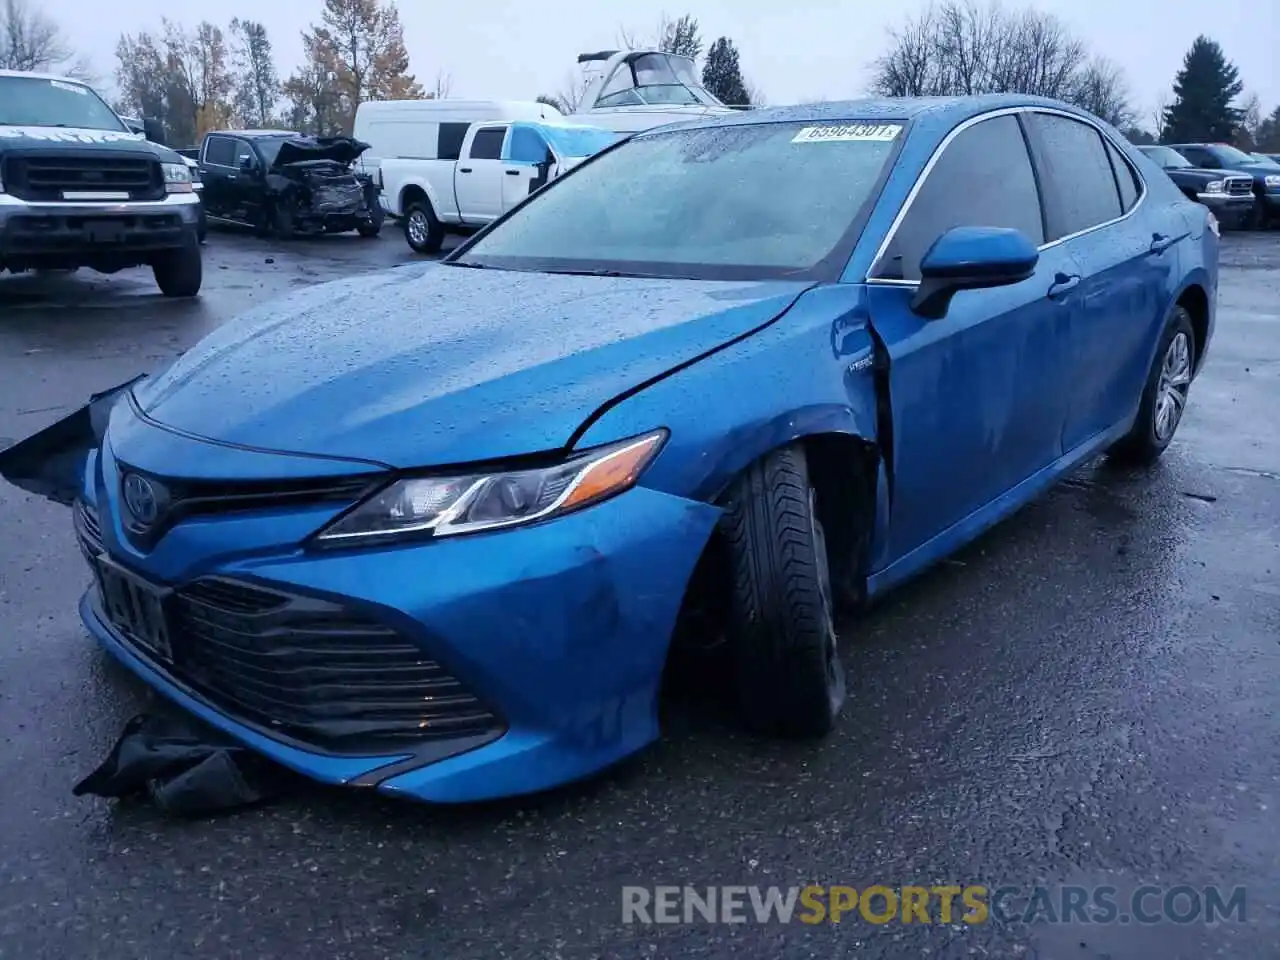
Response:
[538,267,666,278]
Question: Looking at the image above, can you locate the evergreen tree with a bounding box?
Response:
[701,37,750,107]
[1161,36,1243,143]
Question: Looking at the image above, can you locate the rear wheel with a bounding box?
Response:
[1108,306,1195,466]
[404,201,444,254]
[721,445,846,738]
[152,237,203,298]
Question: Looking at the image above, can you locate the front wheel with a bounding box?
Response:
[152,238,203,298]
[1108,306,1195,466]
[721,445,846,738]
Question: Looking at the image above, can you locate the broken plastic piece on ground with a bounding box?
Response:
[0,374,145,506]
[73,711,299,817]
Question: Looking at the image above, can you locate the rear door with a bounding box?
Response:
[453,124,508,223]
[865,112,1081,565]
[1023,112,1173,450]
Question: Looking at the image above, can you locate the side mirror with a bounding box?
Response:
[142,118,166,145]
[911,226,1038,319]
[239,156,255,172]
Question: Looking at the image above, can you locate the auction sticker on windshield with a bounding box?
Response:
[792,124,902,143]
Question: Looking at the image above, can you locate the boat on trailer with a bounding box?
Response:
[568,49,743,134]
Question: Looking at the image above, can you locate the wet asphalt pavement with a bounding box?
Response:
[0,228,1277,960]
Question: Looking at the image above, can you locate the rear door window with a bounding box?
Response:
[1025,113,1123,240]
[469,126,508,161]
[873,114,1044,282]
[1105,140,1141,212]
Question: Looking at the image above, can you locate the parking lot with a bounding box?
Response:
[1,228,1277,959]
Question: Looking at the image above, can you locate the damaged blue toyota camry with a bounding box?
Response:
[1,96,1217,803]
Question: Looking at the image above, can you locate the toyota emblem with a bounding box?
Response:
[122,473,163,527]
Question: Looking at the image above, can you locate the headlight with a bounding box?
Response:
[162,162,193,194]
[315,430,667,544]
[1203,180,1225,194]
[1265,174,1280,189]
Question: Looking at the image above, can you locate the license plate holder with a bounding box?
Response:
[94,555,173,662]
[85,220,125,244]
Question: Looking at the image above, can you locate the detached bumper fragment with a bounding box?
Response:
[0,375,143,506]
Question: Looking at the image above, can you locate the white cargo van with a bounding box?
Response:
[352,99,562,195]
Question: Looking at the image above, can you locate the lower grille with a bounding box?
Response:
[75,499,103,559]
[2,154,164,203]
[168,580,503,751]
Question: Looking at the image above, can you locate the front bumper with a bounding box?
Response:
[1196,192,1255,227]
[78,447,720,803]
[0,193,200,266]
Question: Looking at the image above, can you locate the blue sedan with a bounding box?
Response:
[0,95,1217,803]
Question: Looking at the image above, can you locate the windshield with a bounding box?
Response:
[1207,144,1256,165]
[543,125,620,158]
[255,137,291,165]
[593,53,724,109]
[455,119,904,281]
[1140,146,1192,168]
[0,76,128,131]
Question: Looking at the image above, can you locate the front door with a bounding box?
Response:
[865,112,1076,565]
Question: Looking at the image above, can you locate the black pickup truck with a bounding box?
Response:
[196,129,383,238]
[1135,145,1256,229]
[0,70,203,296]
[1162,142,1280,228]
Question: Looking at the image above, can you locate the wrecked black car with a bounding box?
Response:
[196,130,383,238]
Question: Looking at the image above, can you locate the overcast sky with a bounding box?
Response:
[48,0,1279,127]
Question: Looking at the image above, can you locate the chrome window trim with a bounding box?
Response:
[865,105,1149,287]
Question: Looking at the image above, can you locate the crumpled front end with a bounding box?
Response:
[267,160,379,234]
[25,394,721,803]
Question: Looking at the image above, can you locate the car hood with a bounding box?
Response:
[1168,166,1250,180]
[132,264,811,467]
[0,125,172,159]
[272,136,369,169]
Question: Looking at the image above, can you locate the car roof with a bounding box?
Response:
[0,68,88,83]
[643,94,1109,136]
[211,129,299,138]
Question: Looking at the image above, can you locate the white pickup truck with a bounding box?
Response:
[379,119,619,254]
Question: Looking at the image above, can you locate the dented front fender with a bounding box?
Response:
[0,375,145,507]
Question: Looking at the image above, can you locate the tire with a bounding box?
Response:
[1107,306,1195,466]
[152,237,203,298]
[720,444,846,738]
[403,200,444,254]
[357,220,381,238]
[271,202,295,239]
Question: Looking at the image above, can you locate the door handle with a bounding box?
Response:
[1047,273,1080,300]
[1148,231,1183,254]
[459,167,473,174]
[505,169,520,176]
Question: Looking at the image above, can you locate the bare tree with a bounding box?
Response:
[869,0,1126,119]
[1151,92,1170,142]
[1237,92,1262,148]
[229,18,279,128]
[0,0,93,79]
[428,68,452,99]
[618,11,702,59]
[1068,57,1134,127]
[551,68,592,112]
